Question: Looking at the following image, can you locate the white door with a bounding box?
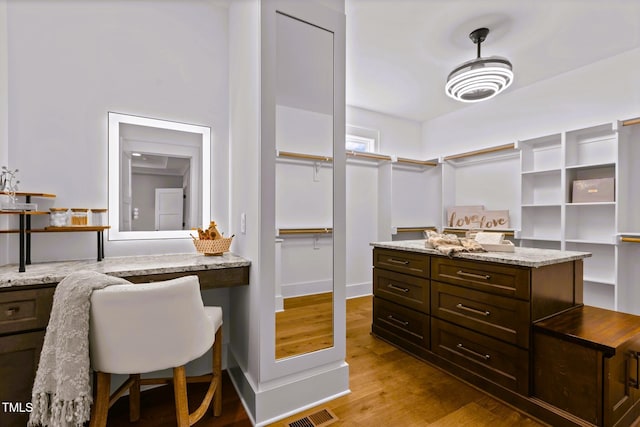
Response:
[155,188,184,230]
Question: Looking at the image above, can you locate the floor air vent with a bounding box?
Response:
[286,408,338,427]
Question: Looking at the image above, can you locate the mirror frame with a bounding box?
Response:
[108,112,211,240]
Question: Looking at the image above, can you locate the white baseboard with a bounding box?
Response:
[279,280,371,300]
[346,281,372,299]
[227,349,349,426]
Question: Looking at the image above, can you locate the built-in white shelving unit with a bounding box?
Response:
[272,116,640,314]
[563,123,618,309]
[616,119,640,314]
[516,121,640,312]
[518,133,563,249]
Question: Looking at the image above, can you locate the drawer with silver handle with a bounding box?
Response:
[431,318,529,395]
[373,248,429,278]
[373,297,429,350]
[431,257,530,300]
[374,268,429,314]
[431,281,529,348]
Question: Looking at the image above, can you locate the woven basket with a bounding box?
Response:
[193,237,233,256]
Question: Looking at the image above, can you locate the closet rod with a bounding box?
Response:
[397,226,437,233]
[278,227,333,235]
[395,157,438,167]
[346,151,392,161]
[621,237,640,244]
[277,150,333,162]
[444,143,516,161]
[622,117,640,127]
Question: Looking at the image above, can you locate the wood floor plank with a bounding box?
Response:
[107,295,545,426]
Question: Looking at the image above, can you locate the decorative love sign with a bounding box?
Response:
[447,206,510,229]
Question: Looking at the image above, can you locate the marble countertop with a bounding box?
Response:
[0,252,251,288]
[371,240,591,268]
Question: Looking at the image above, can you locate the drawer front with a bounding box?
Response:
[432,318,529,395]
[374,248,429,278]
[0,287,55,335]
[431,257,530,300]
[431,281,530,348]
[0,330,45,427]
[373,297,429,350]
[374,268,429,314]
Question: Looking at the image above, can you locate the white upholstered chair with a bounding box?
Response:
[88,275,222,426]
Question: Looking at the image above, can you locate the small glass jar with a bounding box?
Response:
[49,208,69,227]
[70,208,89,226]
[91,208,107,226]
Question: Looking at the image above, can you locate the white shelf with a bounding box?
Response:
[566,202,615,206]
[565,203,615,242]
[521,167,562,176]
[583,280,616,311]
[521,170,562,205]
[566,241,616,284]
[583,277,616,286]
[565,161,616,171]
[565,123,617,167]
[519,133,562,172]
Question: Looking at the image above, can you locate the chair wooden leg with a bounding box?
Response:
[129,374,141,422]
[173,366,190,427]
[90,372,111,427]
[213,327,222,417]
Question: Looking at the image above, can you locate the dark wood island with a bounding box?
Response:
[371,240,640,427]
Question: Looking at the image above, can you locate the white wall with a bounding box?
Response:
[227,0,261,422]
[0,1,8,266]
[3,0,229,262]
[422,48,640,158]
[347,105,423,157]
[345,106,423,295]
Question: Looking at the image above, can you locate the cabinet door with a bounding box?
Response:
[604,337,640,427]
[0,331,45,427]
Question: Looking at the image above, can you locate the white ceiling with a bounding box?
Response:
[345,0,640,122]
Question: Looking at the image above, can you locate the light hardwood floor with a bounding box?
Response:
[276,292,333,359]
[108,295,546,426]
[272,296,544,427]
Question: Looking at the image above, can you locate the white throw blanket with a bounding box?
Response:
[29,270,130,427]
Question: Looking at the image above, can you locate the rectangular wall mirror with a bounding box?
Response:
[108,112,211,240]
[274,12,335,359]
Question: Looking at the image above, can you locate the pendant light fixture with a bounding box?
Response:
[445,27,513,103]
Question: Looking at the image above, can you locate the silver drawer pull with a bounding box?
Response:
[456,270,491,280]
[387,258,410,265]
[456,303,490,317]
[5,306,20,317]
[457,343,491,361]
[387,315,409,327]
[387,283,410,293]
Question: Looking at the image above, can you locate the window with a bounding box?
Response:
[346,134,375,152]
[346,125,379,153]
